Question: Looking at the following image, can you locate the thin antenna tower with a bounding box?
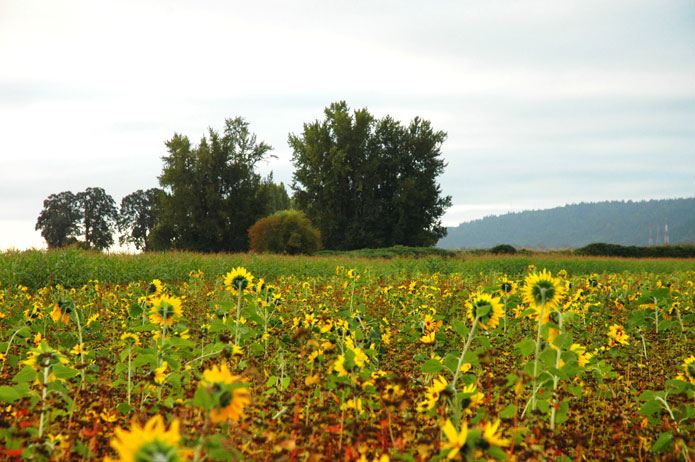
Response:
[648,225,653,246]
[656,224,661,245]
[664,217,669,245]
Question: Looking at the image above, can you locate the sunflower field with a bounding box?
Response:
[0,256,694,461]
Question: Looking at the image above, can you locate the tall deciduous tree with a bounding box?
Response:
[76,187,118,250]
[151,117,273,252]
[289,101,451,250]
[117,188,164,251]
[35,191,82,248]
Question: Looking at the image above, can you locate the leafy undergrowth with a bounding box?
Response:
[0,264,693,461]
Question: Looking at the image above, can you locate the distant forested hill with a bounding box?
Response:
[438,198,695,249]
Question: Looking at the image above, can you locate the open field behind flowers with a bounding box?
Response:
[0,251,694,461]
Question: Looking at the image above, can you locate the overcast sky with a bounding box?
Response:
[1,0,694,250]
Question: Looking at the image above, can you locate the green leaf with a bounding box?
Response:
[52,364,79,379]
[281,377,291,390]
[13,366,36,383]
[421,359,444,374]
[193,386,212,409]
[475,305,491,318]
[266,376,278,387]
[651,431,673,453]
[500,404,516,419]
[0,386,21,403]
[486,445,508,460]
[452,319,468,338]
[638,399,661,417]
[117,403,132,415]
[553,333,572,350]
[443,353,460,374]
[555,401,570,425]
[515,338,535,357]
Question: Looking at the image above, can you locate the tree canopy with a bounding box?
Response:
[117,188,164,251]
[35,191,82,248]
[289,101,451,250]
[35,187,118,250]
[150,118,273,252]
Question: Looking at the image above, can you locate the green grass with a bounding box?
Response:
[1,248,695,289]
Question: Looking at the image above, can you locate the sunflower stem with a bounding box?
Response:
[531,289,547,412]
[127,343,132,406]
[38,363,50,439]
[452,315,479,390]
[550,311,563,431]
[653,297,659,334]
[235,284,243,346]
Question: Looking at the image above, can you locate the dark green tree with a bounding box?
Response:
[260,174,292,215]
[35,191,82,248]
[117,188,164,251]
[151,117,273,252]
[289,101,451,250]
[76,187,118,250]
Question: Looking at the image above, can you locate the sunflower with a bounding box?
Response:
[682,355,695,384]
[441,418,468,460]
[223,267,254,295]
[50,302,70,324]
[521,269,566,309]
[498,276,517,296]
[480,419,510,448]
[105,415,187,462]
[148,295,182,327]
[466,293,504,330]
[607,323,630,346]
[199,362,251,423]
[147,279,165,297]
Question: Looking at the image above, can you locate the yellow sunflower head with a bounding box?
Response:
[149,294,183,327]
[223,267,254,294]
[50,301,71,324]
[106,415,186,462]
[146,279,165,296]
[199,362,251,424]
[480,419,510,448]
[521,269,566,308]
[466,292,504,330]
[682,355,695,384]
[498,276,517,296]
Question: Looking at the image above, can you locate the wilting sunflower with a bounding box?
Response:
[50,301,71,324]
[149,295,182,327]
[466,292,504,330]
[521,269,566,308]
[105,415,187,462]
[682,355,695,384]
[441,418,468,460]
[223,267,254,295]
[199,362,251,423]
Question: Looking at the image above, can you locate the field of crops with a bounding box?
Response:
[0,251,694,461]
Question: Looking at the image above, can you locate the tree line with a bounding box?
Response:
[36,102,451,253]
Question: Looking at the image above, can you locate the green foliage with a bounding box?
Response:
[117,188,164,251]
[151,118,273,252]
[259,175,292,215]
[35,191,82,248]
[575,242,695,258]
[489,244,517,255]
[36,187,118,250]
[76,187,119,250]
[289,101,452,250]
[1,248,695,290]
[248,210,321,255]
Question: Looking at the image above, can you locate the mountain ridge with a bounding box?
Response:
[438,197,695,249]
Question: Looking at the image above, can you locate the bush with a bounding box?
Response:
[249,210,321,255]
[489,244,517,255]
